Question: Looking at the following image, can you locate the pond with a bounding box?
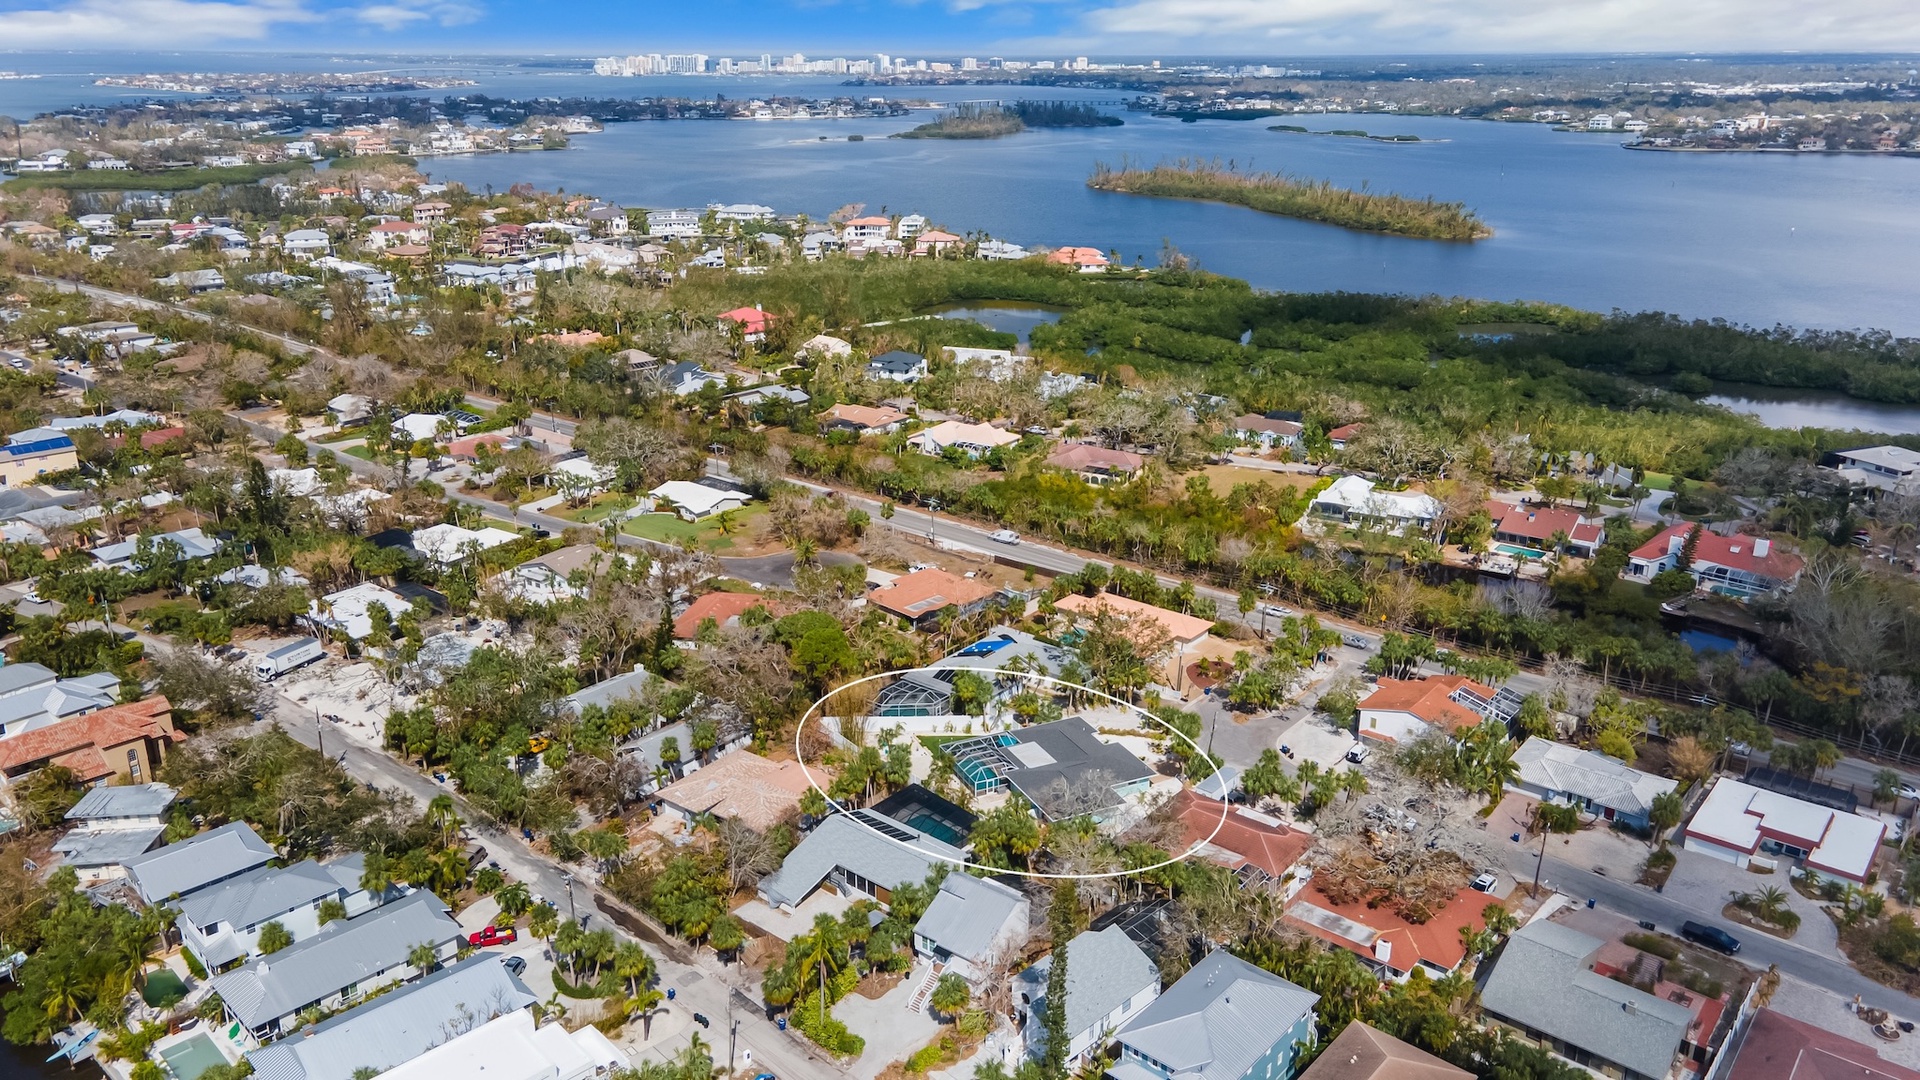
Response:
[927,303,1065,346]
[1704,383,1920,435]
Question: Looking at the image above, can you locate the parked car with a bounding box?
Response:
[989,529,1021,545]
[1680,920,1741,954]
[1257,603,1295,618]
[1470,871,1499,893]
[1345,743,1371,765]
[469,925,518,948]
[502,956,527,976]
[1341,632,1373,649]
[1900,783,1920,802]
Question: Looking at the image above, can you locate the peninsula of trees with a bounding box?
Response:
[895,101,1121,139]
[1087,158,1491,242]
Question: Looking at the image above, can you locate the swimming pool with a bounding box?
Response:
[1494,543,1549,559]
[158,1032,228,1080]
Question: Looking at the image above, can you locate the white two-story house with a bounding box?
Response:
[176,853,387,970]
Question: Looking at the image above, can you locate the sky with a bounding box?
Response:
[2,0,1919,56]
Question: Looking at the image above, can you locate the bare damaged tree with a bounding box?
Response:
[718,819,782,892]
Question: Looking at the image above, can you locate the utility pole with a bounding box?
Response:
[562,871,577,923]
[315,707,323,758]
[926,498,940,544]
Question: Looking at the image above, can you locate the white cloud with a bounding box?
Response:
[1068,0,1920,52]
[0,0,318,47]
[352,0,481,30]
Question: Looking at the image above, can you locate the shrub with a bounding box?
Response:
[789,990,865,1056]
[181,948,208,980]
[1623,932,1679,960]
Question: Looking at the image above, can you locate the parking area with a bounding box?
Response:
[836,968,944,1080]
[1274,711,1364,779]
[733,889,856,943]
[1484,790,1660,884]
[1660,847,1840,953]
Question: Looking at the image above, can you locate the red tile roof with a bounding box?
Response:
[718,307,775,334]
[1168,789,1312,880]
[1288,881,1495,975]
[674,592,781,639]
[0,696,175,778]
[1485,502,1595,544]
[1358,675,1494,735]
[447,433,509,460]
[1631,523,1805,581]
[870,568,996,620]
[1045,246,1108,267]
[1326,423,1365,443]
[820,403,907,431]
[1045,443,1144,475]
[1234,413,1304,437]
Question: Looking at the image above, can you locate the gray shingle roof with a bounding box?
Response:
[1016,926,1159,1043]
[913,872,1026,964]
[212,892,462,1030]
[51,824,164,867]
[123,821,277,903]
[246,957,536,1080]
[1479,921,1691,1080]
[563,665,657,716]
[759,810,964,909]
[66,782,175,820]
[0,663,58,697]
[177,860,347,933]
[1114,949,1319,1080]
[1005,718,1155,820]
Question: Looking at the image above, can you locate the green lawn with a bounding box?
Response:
[621,505,767,551]
[343,445,376,461]
[1642,472,1674,491]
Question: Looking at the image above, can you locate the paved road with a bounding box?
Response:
[268,702,850,1080]
[1506,848,1916,1013]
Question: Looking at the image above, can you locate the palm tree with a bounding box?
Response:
[407,941,440,976]
[793,913,849,1027]
[496,882,532,919]
[626,986,667,1038]
[426,794,463,847]
[612,941,652,996]
[553,920,586,985]
[529,902,559,941]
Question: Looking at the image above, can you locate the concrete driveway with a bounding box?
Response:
[1273,712,1362,779]
[1660,850,1840,954]
[837,968,943,1080]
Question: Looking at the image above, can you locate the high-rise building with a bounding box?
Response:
[961,57,978,71]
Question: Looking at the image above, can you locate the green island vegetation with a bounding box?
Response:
[1270,124,1422,142]
[2,159,315,193]
[1087,158,1491,241]
[895,100,1120,139]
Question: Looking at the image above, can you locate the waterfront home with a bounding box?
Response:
[212,892,463,1042]
[647,208,702,237]
[1046,246,1109,271]
[1509,737,1677,830]
[1622,523,1803,599]
[1485,502,1603,558]
[50,783,175,885]
[868,349,930,382]
[1014,926,1159,1068]
[842,215,893,242]
[1356,675,1498,744]
[1310,476,1442,533]
[411,200,450,223]
[1826,444,1920,496]
[914,229,964,255]
[1109,950,1319,1080]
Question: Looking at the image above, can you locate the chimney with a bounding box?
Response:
[1373,940,1392,964]
[1667,532,1685,556]
[1753,538,1771,558]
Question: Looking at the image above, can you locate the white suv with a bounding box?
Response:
[988,530,1021,545]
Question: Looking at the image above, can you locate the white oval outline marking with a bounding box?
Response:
[794,666,1229,880]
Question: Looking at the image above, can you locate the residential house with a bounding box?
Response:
[709,203,775,223]
[868,350,930,382]
[800,232,844,260]
[1046,443,1145,485]
[656,360,725,397]
[1509,738,1677,830]
[1310,476,1441,533]
[0,696,182,789]
[244,956,538,1080]
[1827,445,1920,496]
[651,751,822,832]
[674,592,781,639]
[48,408,166,433]
[726,384,810,411]
[842,215,893,242]
[411,200,450,224]
[365,220,429,250]
[1485,503,1603,558]
[909,420,1019,457]
[1325,424,1365,452]
[647,208,702,237]
[820,403,907,435]
[282,229,331,260]
[476,223,529,257]
[912,872,1030,984]
[393,412,450,443]
[60,321,157,358]
[1286,883,1494,981]
[374,1008,622,1080]
[0,661,122,738]
[718,306,775,344]
[90,526,221,572]
[1234,414,1304,450]
[156,268,227,293]
[797,333,854,359]
[1055,592,1213,652]
[176,855,382,969]
[583,203,629,236]
[1109,949,1320,1080]
[1046,246,1110,271]
[1164,789,1312,889]
[326,393,374,426]
[648,479,750,521]
[914,229,964,256]
[1716,1007,1920,1080]
[498,544,610,607]
[309,582,411,642]
[867,567,998,630]
[757,808,964,911]
[1014,926,1159,1068]
[1478,920,1692,1080]
[1356,675,1498,745]
[1683,776,1884,885]
[50,783,174,884]
[0,433,77,487]
[944,717,1155,819]
[1623,524,1804,600]
[409,523,519,567]
[561,664,659,719]
[1295,1022,1470,1080]
[896,214,929,238]
[123,820,277,906]
[212,891,464,1042]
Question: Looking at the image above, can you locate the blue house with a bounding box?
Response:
[1108,949,1320,1080]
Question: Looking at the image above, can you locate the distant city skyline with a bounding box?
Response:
[3,0,1920,55]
